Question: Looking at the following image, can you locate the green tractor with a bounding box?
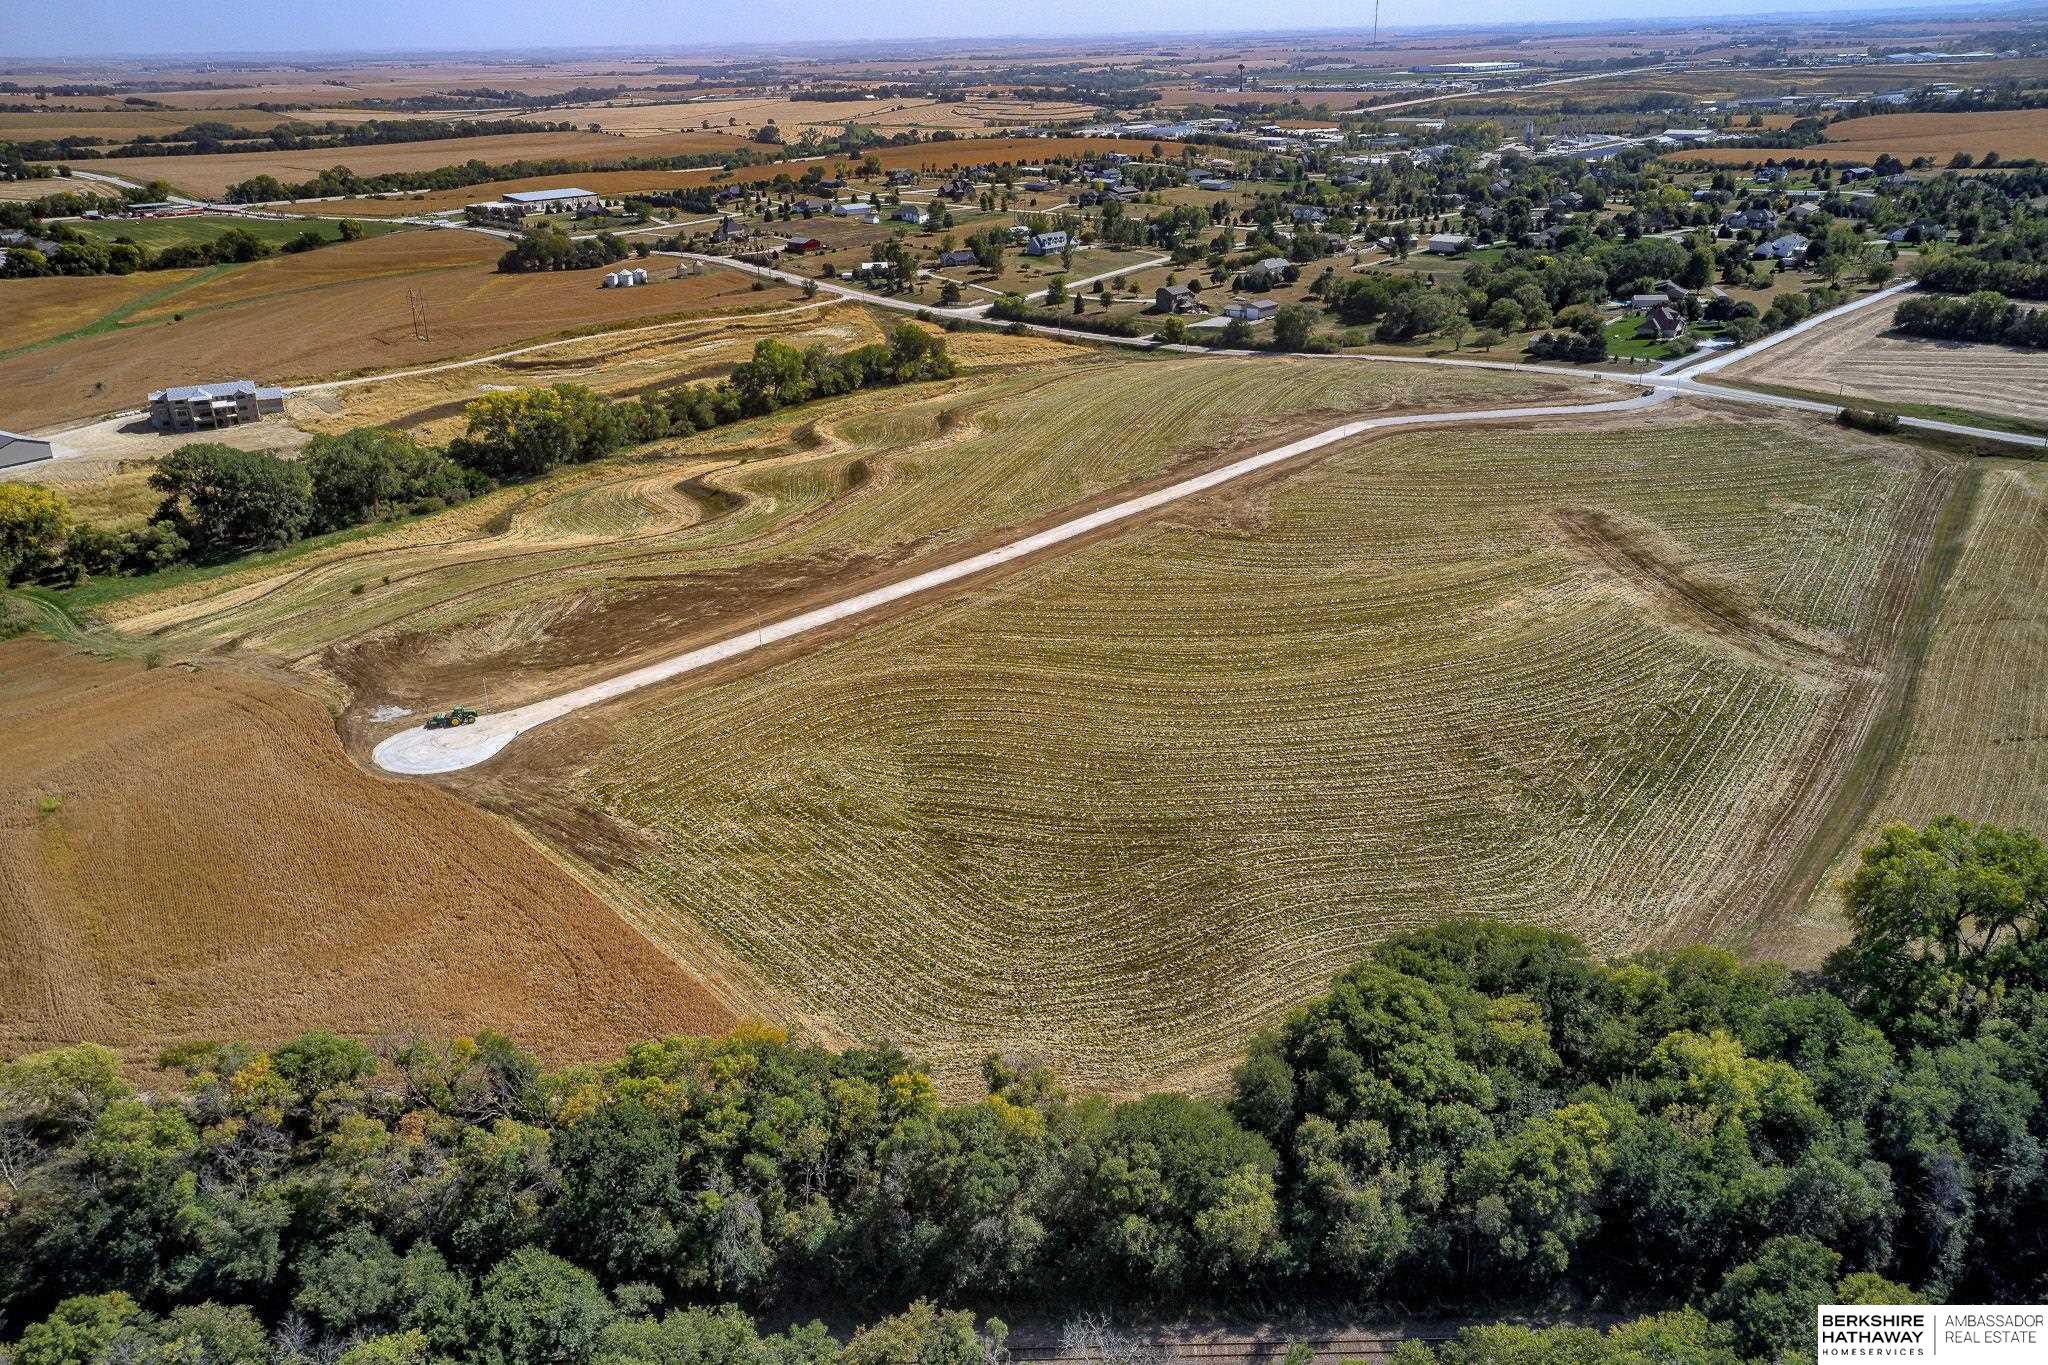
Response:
[425,706,479,730]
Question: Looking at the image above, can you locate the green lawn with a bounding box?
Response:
[1603,314,1693,361]
[69,215,408,250]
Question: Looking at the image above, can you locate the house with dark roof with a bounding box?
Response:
[1154,283,1199,314]
[1637,305,1685,342]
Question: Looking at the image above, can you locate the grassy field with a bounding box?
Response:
[0,637,736,1069]
[514,402,1956,1094]
[0,269,208,350]
[67,213,409,249]
[1780,461,2048,958]
[0,232,802,431]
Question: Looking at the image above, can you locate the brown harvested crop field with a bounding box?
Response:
[1675,109,2048,167]
[0,638,738,1068]
[0,269,202,350]
[302,136,1189,216]
[0,108,319,140]
[43,128,738,200]
[565,96,1099,140]
[1717,297,2048,426]
[1773,460,2048,961]
[0,232,801,431]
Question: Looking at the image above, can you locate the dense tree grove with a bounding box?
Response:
[3,817,2046,1362]
[8,327,957,589]
[1895,291,2048,349]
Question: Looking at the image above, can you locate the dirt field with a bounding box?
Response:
[0,638,738,1067]
[42,128,738,200]
[1717,297,2048,426]
[1,232,800,431]
[1676,109,2048,167]
[1775,460,2048,959]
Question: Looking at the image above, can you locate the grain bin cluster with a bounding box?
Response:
[603,268,651,288]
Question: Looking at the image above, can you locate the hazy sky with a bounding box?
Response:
[2,0,1984,61]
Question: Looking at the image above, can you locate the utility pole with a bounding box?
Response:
[1373,0,1381,48]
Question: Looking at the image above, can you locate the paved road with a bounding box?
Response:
[373,387,1671,774]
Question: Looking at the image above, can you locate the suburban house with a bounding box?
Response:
[1629,292,1671,310]
[793,198,834,216]
[1025,230,1069,256]
[1637,305,1685,342]
[1754,165,1789,183]
[1196,177,1233,190]
[1724,207,1778,233]
[1653,279,1691,302]
[893,205,930,225]
[147,379,286,433]
[936,248,977,267]
[1154,283,1199,314]
[1289,204,1327,223]
[1425,233,1473,255]
[1244,256,1291,287]
[1753,233,1811,261]
[1225,297,1278,322]
[710,215,748,242]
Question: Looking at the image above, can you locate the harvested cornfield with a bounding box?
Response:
[1677,109,2048,167]
[1781,461,2048,958]
[513,403,1957,1095]
[37,128,737,200]
[105,356,1603,723]
[1717,297,2048,426]
[0,638,737,1068]
[0,233,799,430]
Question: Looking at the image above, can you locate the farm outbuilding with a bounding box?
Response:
[0,429,54,470]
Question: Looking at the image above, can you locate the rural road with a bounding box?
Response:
[371,387,1672,774]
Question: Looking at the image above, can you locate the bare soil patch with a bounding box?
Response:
[0,638,738,1067]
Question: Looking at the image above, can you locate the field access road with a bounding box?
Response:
[371,386,1671,774]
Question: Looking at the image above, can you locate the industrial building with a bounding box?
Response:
[147,380,286,433]
[466,187,603,219]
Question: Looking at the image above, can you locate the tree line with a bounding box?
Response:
[2,816,2045,1364]
[1,326,959,589]
[1895,290,2048,348]
[0,219,367,281]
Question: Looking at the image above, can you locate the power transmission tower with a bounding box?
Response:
[407,288,429,342]
[1373,0,1381,48]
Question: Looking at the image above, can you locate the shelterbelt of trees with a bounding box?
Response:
[3,817,2046,1364]
[0,325,957,589]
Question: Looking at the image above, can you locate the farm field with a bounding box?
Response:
[1676,109,2048,167]
[1779,461,2048,960]
[561,95,1099,140]
[487,401,1958,1094]
[0,232,801,431]
[34,127,740,199]
[300,136,1192,216]
[97,353,1603,709]
[0,637,737,1069]
[1716,297,2048,426]
[0,268,204,350]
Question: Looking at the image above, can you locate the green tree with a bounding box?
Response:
[0,482,72,584]
[147,444,311,558]
[13,1292,140,1365]
[471,1248,615,1365]
[1708,1236,1841,1362]
[1271,303,1313,352]
[1828,817,2048,1041]
[454,385,626,480]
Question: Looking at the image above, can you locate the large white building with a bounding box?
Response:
[467,187,603,219]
